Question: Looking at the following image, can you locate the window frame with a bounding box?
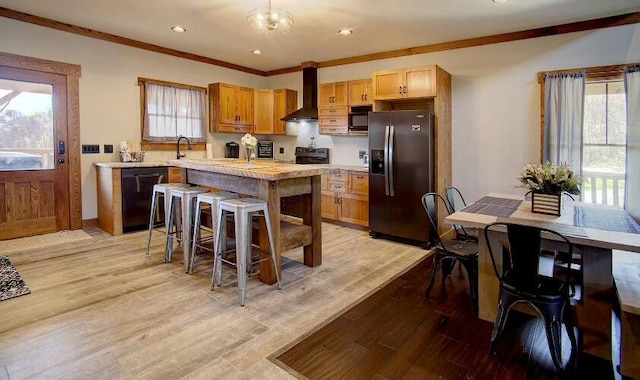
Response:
[537,62,638,162]
[138,77,208,151]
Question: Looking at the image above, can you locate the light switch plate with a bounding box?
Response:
[82,144,100,154]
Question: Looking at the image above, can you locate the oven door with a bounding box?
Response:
[296,157,329,164]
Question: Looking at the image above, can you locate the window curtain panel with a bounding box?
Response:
[143,83,206,142]
[543,71,586,174]
[624,66,640,222]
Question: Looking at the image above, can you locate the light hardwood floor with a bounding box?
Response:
[0,222,430,379]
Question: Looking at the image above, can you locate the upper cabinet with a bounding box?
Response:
[347,79,373,106]
[254,88,297,135]
[273,89,297,134]
[319,81,348,107]
[209,83,255,133]
[371,66,435,100]
[254,89,275,135]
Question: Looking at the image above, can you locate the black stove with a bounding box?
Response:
[295,147,329,164]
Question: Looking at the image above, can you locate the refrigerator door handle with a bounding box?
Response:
[389,125,395,196]
[384,125,390,196]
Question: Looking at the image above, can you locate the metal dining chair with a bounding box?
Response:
[445,186,478,242]
[484,222,578,370]
[422,192,479,314]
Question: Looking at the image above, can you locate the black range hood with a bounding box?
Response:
[281,66,318,122]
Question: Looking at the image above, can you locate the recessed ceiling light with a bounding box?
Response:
[171,26,187,33]
[251,49,263,55]
[492,0,510,3]
[337,29,353,36]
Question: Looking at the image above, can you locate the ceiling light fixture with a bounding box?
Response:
[247,0,294,34]
[171,26,186,33]
[492,0,510,3]
[251,49,263,55]
[337,29,353,36]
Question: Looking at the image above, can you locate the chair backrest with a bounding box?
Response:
[484,222,573,293]
[421,192,448,248]
[445,186,468,213]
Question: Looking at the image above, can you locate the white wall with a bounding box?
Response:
[267,24,640,203]
[0,18,267,220]
[2,17,640,220]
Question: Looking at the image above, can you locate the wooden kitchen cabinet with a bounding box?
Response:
[319,105,348,135]
[319,81,348,107]
[371,66,435,100]
[348,79,373,106]
[321,170,369,227]
[254,89,274,135]
[254,88,297,135]
[274,89,297,134]
[96,165,179,236]
[209,83,254,133]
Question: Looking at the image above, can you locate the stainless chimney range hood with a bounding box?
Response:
[281,66,318,122]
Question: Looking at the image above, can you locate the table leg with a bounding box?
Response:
[478,230,501,322]
[302,175,322,267]
[258,180,279,285]
[578,246,613,360]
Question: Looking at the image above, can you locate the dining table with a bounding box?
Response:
[445,192,640,361]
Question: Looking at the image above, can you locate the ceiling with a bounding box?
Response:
[1,0,639,73]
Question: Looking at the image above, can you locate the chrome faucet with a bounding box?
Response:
[176,136,192,159]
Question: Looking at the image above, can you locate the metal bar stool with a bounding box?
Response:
[189,191,239,274]
[165,186,209,272]
[212,198,282,306]
[146,183,191,256]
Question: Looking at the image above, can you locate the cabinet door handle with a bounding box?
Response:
[399,86,402,95]
[403,86,407,94]
[365,94,368,100]
[361,94,364,101]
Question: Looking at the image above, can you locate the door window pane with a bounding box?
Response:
[0,79,54,170]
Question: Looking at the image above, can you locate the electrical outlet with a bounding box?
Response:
[359,150,366,159]
[279,147,284,154]
[104,144,113,153]
[82,144,100,154]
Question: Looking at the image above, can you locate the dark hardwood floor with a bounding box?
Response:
[275,256,619,380]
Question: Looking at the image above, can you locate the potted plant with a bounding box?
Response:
[518,162,582,215]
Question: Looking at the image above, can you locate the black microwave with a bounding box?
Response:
[348,106,372,132]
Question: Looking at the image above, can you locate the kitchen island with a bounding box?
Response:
[168,158,332,284]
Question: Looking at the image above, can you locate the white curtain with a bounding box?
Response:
[624,67,640,222]
[143,83,206,142]
[543,71,586,174]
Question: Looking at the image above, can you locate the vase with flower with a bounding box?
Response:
[240,133,258,165]
[518,162,582,215]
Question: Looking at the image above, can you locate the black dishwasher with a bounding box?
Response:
[121,167,168,233]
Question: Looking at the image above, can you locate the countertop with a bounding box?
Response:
[93,160,369,173]
[94,162,172,168]
[168,158,332,180]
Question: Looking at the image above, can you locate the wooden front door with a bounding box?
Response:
[0,66,71,239]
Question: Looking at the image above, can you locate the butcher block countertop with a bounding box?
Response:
[168,158,332,180]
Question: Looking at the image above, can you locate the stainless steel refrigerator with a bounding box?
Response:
[368,110,435,245]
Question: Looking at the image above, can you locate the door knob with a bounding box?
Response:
[57,158,66,164]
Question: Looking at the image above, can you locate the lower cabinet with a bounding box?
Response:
[321,170,369,227]
[97,165,181,236]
